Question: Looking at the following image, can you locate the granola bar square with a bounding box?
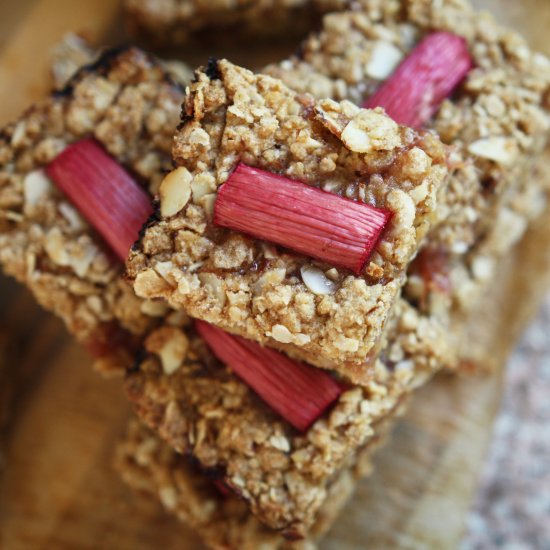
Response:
[127,59,450,383]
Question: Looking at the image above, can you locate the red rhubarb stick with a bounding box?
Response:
[46,139,153,261]
[195,320,344,432]
[214,164,390,275]
[363,32,473,128]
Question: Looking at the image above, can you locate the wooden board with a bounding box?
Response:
[1,1,549,548]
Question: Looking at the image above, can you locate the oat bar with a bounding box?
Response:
[123,292,444,535]
[124,0,347,47]
[265,0,550,354]
[127,59,450,382]
[0,47,187,374]
[115,415,398,548]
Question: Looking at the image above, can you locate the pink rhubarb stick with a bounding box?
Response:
[46,139,153,261]
[195,320,344,432]
[363,31,473,127]
[214,163,390,275]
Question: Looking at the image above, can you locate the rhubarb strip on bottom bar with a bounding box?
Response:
[115,410,400,550]
[127,59,450,383]
[0,47,188,375]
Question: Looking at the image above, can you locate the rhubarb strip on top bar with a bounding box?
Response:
[0,48,187,374]
[127,59,449,382]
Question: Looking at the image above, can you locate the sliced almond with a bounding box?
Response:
[365,41,403,80]
[134,269,172,297]
[140,299,170,317]
[145,326,189,375]
[467,137,517,165]
[58,201,86,230]
[300,265,337,295]
[44,228,70,266]
[270,324,294,344]
[341,110,401,153]
[159,167,192,218]
[23,170,52,207]
[269,434,291,452]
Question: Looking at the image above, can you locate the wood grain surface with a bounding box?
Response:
[0,1,549,549]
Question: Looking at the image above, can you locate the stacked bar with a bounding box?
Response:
[123,0,550,543]
[0,46,419,545]
[0,44,450,544]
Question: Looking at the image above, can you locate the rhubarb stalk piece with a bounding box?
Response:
[363,32,473,128]
[214,163,391,274]
[46,139,153,261]
[195,320,344,431]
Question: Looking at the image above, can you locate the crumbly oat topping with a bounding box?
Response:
[115,414,397,548]
[128,60,449,381]
[0,48,187,373]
